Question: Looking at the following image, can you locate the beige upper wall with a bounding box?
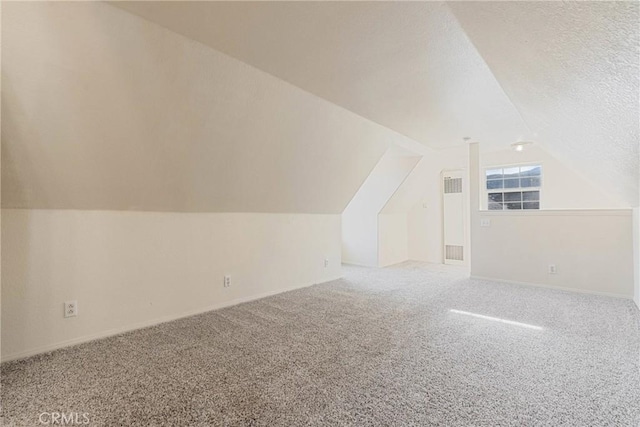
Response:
[1,2,425,213]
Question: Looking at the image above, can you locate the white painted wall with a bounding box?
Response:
[1,210,342,361]
[378,213,408,267]
[388,144,631,265]
[384,147,468,264]
[407,204,432,263]
[480,146,626,210]
[471,210,634,297]
[469,144,634,298]
[342,152,419,267]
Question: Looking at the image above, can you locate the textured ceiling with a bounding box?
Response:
[2,2,423,213]
[449,1,639,205]
[111,1,531,150]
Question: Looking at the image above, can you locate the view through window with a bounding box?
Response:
[485,165,541,210]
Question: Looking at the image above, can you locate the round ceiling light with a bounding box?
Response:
[511,141,533,152]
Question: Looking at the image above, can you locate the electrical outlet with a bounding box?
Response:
[480,218,491,227]
[324,258,329,268]
[548,264,557,274]
[64,300,78,318]
[224,275,231,288]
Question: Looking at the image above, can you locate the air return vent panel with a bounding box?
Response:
[445,245,464,261]
[444,177,462,194]
[442,170,466,266]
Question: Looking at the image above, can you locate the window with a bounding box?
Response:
[485,164,541,210]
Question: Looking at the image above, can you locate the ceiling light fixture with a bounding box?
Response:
[511,141,533,152]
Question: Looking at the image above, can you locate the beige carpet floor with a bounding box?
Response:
[2,262,639,426]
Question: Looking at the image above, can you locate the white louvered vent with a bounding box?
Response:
[445,245,464,261]
[444,177,462,194]
[443,170,465,265]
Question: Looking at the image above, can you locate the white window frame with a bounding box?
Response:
[483,162,543,211]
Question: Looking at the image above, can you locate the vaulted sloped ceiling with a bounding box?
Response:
[3,1,638,213]
[2,2,422,213]
[114,0,639,206]
[449,1,640,206]
[111,1,531,150]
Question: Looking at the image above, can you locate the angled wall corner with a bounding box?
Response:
[341,148,421,267]
[383,146,469,265]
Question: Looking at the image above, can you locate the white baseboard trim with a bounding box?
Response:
[341,261,377,268]
[470,275,632,300]
[1,275,342,363]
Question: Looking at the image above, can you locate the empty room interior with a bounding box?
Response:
[1,1,639,426]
